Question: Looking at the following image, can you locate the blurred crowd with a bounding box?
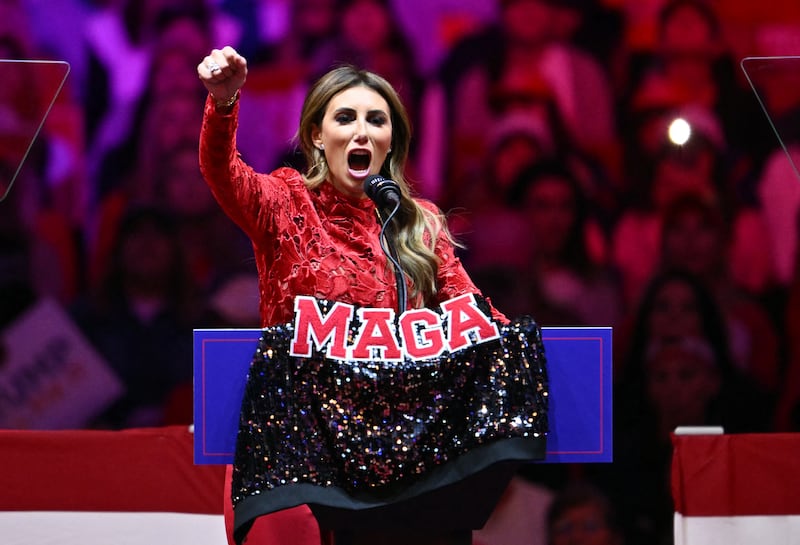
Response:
[1,0,800,544]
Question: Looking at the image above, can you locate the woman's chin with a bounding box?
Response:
[329,176,367,199]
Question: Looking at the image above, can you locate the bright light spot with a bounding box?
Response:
[668,118,692,145]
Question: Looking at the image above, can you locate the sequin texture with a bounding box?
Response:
[231,296,548,506]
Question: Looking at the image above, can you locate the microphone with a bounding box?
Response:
[363,174,407,314]
[364,174,401,209]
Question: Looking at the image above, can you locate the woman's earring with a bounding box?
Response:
[319,144,325,151]
[387,147,392,153]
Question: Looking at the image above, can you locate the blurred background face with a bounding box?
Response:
[660,4,718,61]
[294,0,336,38]
[652,146,716,208]
[161,148,217,217]
[156,16,210,63]
[662,208,724,276]
[342,0,391,51]
[646,344,720,427]
[151,49,202,96]
[550,502,618,545]
[148,92,201,152]
[120,220,175,287]
[524,175,576,257]
[501,0,555,46]
[648,279,703,340]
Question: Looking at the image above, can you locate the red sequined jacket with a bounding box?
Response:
[199,96,505,327]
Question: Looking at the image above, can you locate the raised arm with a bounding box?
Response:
[196,47,292,241]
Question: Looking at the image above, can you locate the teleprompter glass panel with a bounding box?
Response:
[741,56,800,182]
[0,59,70,202]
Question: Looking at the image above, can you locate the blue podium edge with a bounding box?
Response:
[193,327,612,464]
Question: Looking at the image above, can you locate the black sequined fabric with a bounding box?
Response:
[231,297,548,542]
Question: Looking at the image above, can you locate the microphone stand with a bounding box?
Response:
[376,203,408,316]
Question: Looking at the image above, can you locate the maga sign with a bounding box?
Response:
[290,293,500,361]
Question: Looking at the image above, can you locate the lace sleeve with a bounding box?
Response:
[198,94,293,241]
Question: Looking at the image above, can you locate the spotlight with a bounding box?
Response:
[668,117,691,146]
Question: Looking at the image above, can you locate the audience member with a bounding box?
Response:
[449,110,556,275]
[617,268,772,425]
[612,335,720,545]
[528,0,619,168]
[71,206,208,429]
[609,269,769,545]
[471,161,619,325]
[474,475,554,545]
[511,163,620,326]
[0,223,38,418]
[546,482,623,545]
[154,142,255,293]
[446,108,557,213]
[659,192,781,395]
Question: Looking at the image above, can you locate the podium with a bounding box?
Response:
[194,323,611,542]
[672,433,800,545]
[0,426,228,545]
[192,326,613,465]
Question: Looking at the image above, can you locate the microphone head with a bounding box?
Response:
[364,174,401,207]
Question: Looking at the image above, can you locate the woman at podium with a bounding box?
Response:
[197,46,548,545]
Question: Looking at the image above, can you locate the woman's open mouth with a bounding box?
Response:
[347,149,372,178]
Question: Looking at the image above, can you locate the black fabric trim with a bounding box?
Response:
[234,435,545,543]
